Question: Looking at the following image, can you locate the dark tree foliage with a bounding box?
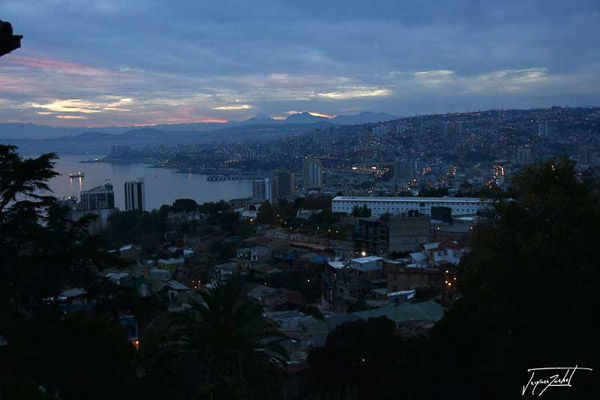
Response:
[307,158,600,399]
[346,299,371,313]
[308,209,340,224]
[301,196,333,211]
[351,205,371,217]
[104,210,166,251]
[423,158,600,399]
[417,187,449,197]
[0,146,140,399]
[32,313,139,400]
[0,145,58,214]
[259,263,324,303]
[145,283,287,400]
[171,198,198,212]
[308,317,403,400]
[0,146,103,309]
[353,180,374,190]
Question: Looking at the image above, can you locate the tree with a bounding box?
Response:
[347,299,370,313]
[103,210,166,251]
[148,283,287,400]
[424,158,600,399]
[0,146,101,309]
[257,201,275,225]
[171,198,198,212]
[351,205,371,218]
[33,313,139,400]
[0,146,141,400]
[0,145,57,215]
[417,187,448,197]
[308,317,404,400]
[306,159,600,399]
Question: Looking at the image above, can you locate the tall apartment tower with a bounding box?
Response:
[517,146,533,165]
[538,122,552,137]
[252,179,267,201]
[312,128,333,155]
[74,181,117,234]
[303,157,323,192]
[272,170,295,199]
[79,181,115,210]
[579,146,593,166]
[124,178,146,211]
[253,177,280,202]
[394,157,416,182]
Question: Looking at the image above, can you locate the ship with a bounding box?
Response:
[69,172,85,179]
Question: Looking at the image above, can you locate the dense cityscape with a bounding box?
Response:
[2,2,600,399]
[104,106,600,200]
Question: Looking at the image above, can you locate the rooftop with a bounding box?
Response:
[351,256,383,263]
[333,196,487,203]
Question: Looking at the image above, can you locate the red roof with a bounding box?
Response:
[438,241,464,251]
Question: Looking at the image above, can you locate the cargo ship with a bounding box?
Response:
[69,172,84,179]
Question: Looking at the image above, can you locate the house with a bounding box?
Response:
[321,256,386,313]
[408,251,428,267]
[385,259,444,293]
[212,262,239,285]
[115,244,143,262]
[252,264,283,280]
[296,209,322,220]
[425,241,466,266]
[157,257,184,272]
[48,288,95,314]
[263,289,306,311]
[352,300,444,329]
[164,280,191,303]
[354,213,431,255]
[246,284,277,302]
[236,246,270,263]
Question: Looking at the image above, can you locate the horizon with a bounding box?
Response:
[1,0,599,127]
[2,105,597,130]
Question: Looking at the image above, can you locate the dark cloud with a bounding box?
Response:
[0,0,599,126]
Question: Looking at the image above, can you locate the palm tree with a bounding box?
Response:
[152,282,288,400]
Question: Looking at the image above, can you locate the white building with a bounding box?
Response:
[332,196,491,217]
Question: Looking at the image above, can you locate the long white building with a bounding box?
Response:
[332,196,491,217]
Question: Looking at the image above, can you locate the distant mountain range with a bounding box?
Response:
[1,121,334,154]
[0,111,397,140]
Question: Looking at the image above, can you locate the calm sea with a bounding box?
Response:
[42,154,253,210]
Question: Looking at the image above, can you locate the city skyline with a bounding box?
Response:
[1,0,599,127]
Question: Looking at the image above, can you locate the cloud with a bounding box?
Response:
[308,112,335,118]
[56,115,86,119]
[24,97,134,115]
[5,56,125,77]
[27,99,103,114]
[1,0,599,125]
[212,104,253,110]
[316,88,392,99]
[413,70,456,87]
[461,68,550,93]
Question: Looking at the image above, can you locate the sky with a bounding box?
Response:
[1,0,599,127]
